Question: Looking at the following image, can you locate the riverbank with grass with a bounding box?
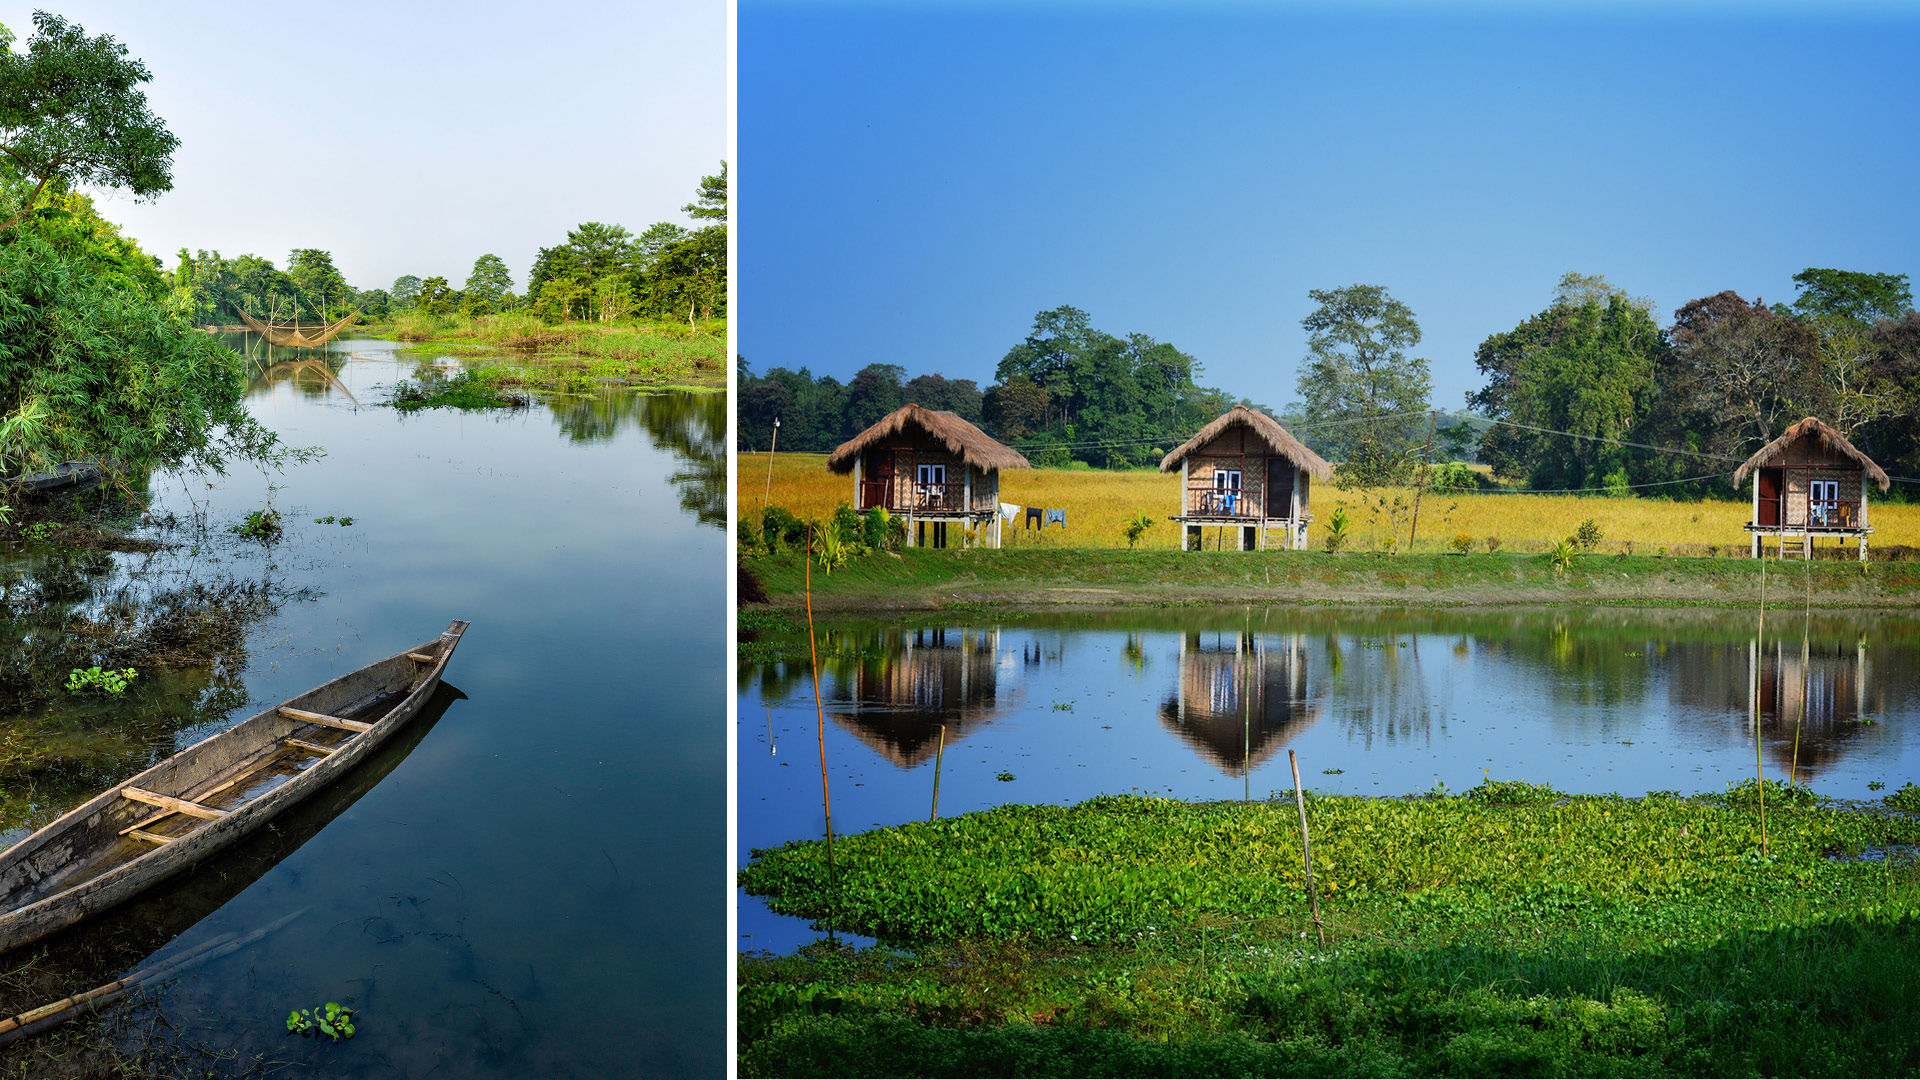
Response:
[738,546,1920,613]
[355,313,726,391]
[739,784,1920,1077]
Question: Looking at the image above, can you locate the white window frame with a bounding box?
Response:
[1810,479,1839,525]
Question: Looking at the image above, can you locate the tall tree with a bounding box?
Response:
[1785,268,1912,437]
[0,13,179,233]
[1666,290,1821,450]
[634,222,689,269]
[415,275,458,316]
[1470,296,1662,489]
[1786,268,1912,327]
[464,253,513,312]
[1295,284,1432,484]
[843,363,906,433]
[390,274,422,309]
[288,248,348,319]
[683,161,727,222]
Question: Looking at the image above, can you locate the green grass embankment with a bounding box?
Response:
[739,785,1920,1077]
[357,313,727,391]
[741,547,1920,613]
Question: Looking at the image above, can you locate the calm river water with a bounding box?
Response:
[739,606,1920,952]
[3,336,724,1076]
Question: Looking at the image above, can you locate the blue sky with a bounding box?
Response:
[740,1,1920,413]
[3,1,725,295]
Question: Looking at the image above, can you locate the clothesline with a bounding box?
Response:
[1000,503,1067,531]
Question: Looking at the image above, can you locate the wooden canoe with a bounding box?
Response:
[0,621,469,957]
[1,462,106,496]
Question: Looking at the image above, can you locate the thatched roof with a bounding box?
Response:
[826,404,1033,474]
[1732,417,1890,491]
[1158,405,1334,480]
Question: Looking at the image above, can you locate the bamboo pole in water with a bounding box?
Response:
[0,909,306,1046]
[1754,547,1768,856]
[805,525,836,937]
[1288,750,1325,946]
[1793,544,1811,785]
[1242,637,1252,804]
[930,724,946,821]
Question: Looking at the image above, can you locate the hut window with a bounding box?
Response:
[1214,469,1241,492]
[917,463,946,488]
[1810,479,1838,524]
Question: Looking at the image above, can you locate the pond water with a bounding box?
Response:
[738,606,1920,953]
[3,335,724,1076]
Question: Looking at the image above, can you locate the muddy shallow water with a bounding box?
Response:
[738,606,1920,953]
[3,335,724,1076]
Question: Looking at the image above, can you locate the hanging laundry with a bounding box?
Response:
[1025,506,1044,530]
[1047,508,1066,528]
[1000,502,1021,523]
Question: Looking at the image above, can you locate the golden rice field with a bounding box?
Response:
[739,452,1920,556]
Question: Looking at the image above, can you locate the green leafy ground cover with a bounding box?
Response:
[740,789,1920,1077]
[741,548,1920,613]
[371,315,726,390]
[389,370,529,412]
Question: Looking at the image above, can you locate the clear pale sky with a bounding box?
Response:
[740,0,1920,412]
[3,1,725,296]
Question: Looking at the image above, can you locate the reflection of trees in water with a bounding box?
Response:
[1666,634,1901,780]
[1466,613,1656,712]
[1320,633,1445,750]
[544,391,725,528]
[826,627,1005,768]
[1159,631,1316,776]
[0,547,306,840]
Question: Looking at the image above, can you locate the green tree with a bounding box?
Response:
[390,274,422,309]
[1787,269,1912,328]
[1667,290,1821,450]
[1469,293,1663,489]
[1296,284,1431,485]
[983,375,1050,440]
[415,275,458,316]
[0,13,179,233]
[288,248,348,319]
[638,225,724,322]
[0,232,278,476]
[464,253,512,313]
[229,253,296,319]
[635,222,690,269]
[1785,268,1912,437]
[683,161,727,222]
[844,364,906,433]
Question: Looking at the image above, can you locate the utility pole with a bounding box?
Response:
[761,417,780,512]
[1408,410,1437,551]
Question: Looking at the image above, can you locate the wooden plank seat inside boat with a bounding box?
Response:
[8,686,415,902]
[0,621,467,958]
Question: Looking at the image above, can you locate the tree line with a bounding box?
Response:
[744,270,1918,497]
[739,305,1257,468]
[1,12,277,479]
[164,163,726,328]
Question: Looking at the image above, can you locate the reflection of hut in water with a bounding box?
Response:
[1159,631,1319,775]
[1667,636,1882,778]
[828,627,1006,768]
[1749,636,1879,777]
